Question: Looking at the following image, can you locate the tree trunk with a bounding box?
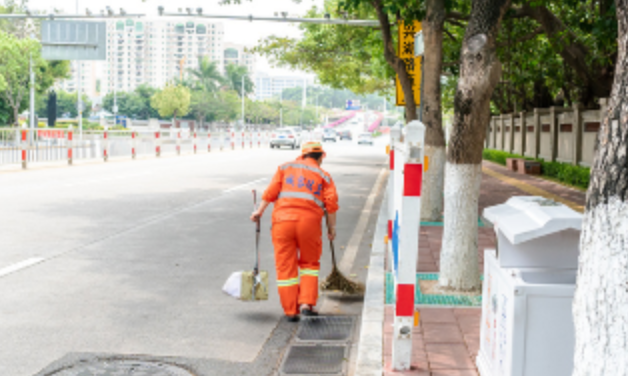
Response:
[372,0,418,123]
[572,1,628,372]
[421,0,448,221]
[439,0,510,291]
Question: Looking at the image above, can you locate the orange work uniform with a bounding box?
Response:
[262,156,339,315]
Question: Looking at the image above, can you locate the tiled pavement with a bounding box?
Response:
[382,160,587,375]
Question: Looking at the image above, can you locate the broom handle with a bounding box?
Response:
[253,190,260,275]
[324,211,339,269]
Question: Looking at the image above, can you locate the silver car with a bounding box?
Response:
[270,128,301,149]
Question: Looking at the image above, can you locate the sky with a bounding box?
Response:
[27,0,325,76]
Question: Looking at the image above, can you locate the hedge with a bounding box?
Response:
[482,149,591,189]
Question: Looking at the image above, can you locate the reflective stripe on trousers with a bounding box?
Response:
[277,277,299,287]
[278,191,324,208]
[300,269,319,277]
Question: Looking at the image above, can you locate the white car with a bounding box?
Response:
[357,132,374,145]
[270,128,301,149]
[322,129,338,142]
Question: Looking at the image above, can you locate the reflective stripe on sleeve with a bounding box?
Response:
[280,163,331,183]
[277,277,299,287]
[278,191,324,208]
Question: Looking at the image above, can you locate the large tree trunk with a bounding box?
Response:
[572,1,628,372]
[421,0,448,222]
[439,0,510,291]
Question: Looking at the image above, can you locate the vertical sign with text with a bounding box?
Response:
[396,21,422,107]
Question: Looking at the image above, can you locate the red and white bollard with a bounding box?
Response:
[131,131,137,159]
[207,132,211,152]
[392,120,426,371]
[194,132,197,154]
[241,131,245,149]
[176,131,181,155]
[103,128,109,162]
[388,125,402,247]
[258,132,261,148]
[67,129,74,165]
[21,128,27,169]
[231,132,235,150]
[155,131,161,157]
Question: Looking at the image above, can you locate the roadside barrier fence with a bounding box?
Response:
[386,121,427,371]
[0,128,307,169]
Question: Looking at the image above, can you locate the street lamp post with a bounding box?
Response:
[241,75,245,127]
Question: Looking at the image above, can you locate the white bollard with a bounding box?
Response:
[103,127,109,162]
[67,129,74,165]
[21,128,28,169]
[392,120,426,371]
[131,131,137,159]
[155,131,161,157]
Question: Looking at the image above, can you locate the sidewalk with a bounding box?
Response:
[380,160,586,376]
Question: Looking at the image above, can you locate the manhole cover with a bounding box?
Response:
[47,360,195,376]
[281,345,346,375]
[296,316,355,342]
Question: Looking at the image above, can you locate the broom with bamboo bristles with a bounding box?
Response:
[320,212,365,295]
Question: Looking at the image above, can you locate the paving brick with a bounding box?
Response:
[419,308,457,324]
[422,323,464,344]
[430,370,479,376]
[426,343,476,370]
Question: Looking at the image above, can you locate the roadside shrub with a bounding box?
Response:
[483,149,591,189]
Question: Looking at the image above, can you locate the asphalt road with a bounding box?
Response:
[0,123,386,376]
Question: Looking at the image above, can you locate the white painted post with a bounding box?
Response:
[388,124,402,255]
[242,131,245,149]
[67,129,73,165]
[208,132,212,152]
[193,131,198,154]
[155,131,161,157]
[131,131,137,159]
[231,131,235,150]
[392,120,426,371]
[177,131,181,156]
[103,127,109,162]
[21,127,28,169]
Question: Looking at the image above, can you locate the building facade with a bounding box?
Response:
[222,42,256,75]
[58,18,226,98]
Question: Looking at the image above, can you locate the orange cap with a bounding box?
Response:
[301,141,326,157]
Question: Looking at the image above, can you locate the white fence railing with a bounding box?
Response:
[0,128,301,169]
[387,121,426,371]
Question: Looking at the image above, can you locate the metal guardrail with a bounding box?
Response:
[0,128,297,170]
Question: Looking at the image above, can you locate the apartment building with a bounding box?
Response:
[222,42,256,75]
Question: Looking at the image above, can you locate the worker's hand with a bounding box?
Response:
[327,227,336,241]
[250,210,262,222]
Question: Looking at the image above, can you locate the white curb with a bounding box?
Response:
[355,188,388,376]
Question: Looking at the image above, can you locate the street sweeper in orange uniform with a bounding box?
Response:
[250,141,338,321]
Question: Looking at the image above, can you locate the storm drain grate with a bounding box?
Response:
[296,316,355,342]
[281,345,347,375]
[47,359,195,376]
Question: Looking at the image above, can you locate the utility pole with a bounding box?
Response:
[241,75,245,127]
[29,50,35,135]
[76,0,82,138]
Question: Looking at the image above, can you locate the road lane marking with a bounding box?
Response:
[0,258,45,278]
[338,168,388,272]
[223,178,268,193]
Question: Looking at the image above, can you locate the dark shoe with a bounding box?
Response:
[300,304,319,317]
[286,315,300,323]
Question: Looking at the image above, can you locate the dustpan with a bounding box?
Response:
[222,190,269,301]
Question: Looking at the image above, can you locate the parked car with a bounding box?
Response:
[339,130,352,141]
[323,129,337,142]
[270,128,300,149]
[357,132,374,145]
